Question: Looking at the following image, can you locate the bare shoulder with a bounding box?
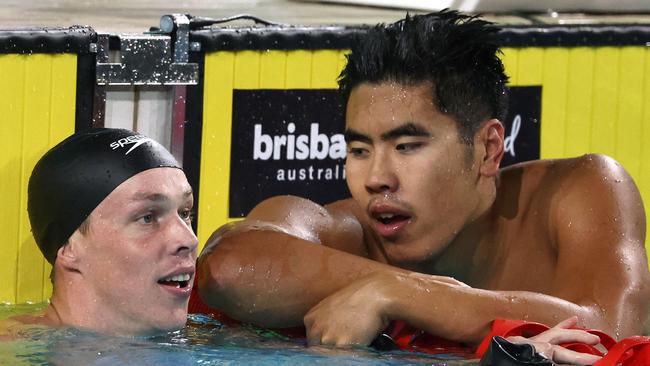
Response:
[247,195,364,240]
[247,195,359,221]
[321,198,372,255]
[500,154,645,223]
[544,154,645,229]
[0,318,22,341]
[549,153,640,185]
[204,195,367,256]
[506,154,646,246]
[0,315,47,341]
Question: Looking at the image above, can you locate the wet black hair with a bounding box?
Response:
[339,10,509,143]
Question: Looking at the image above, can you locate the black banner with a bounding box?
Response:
[500,86,541,168]
[229,89,348,217]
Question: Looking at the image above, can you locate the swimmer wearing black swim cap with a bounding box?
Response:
[24,128,197,336]
[28,128,180,264]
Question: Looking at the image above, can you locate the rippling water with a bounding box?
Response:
[0,303,477,366]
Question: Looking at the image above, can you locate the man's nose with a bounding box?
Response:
[364,153,398,194]
[169,215,199,257]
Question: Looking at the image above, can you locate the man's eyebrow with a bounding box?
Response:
[380,122,431,140]
[344,129,372,144]
[131,189,193,202]
[344,123,431,144]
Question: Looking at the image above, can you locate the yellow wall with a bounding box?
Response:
[199,46,650,265]
[0,54,77,304]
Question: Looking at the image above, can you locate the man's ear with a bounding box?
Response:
[55,230,84,272]
[477,119,504,177]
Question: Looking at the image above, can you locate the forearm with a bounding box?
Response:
[389,275,610,344]
[197,230,404,327]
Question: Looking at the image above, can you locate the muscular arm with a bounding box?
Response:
[196,195,406,327]
[547,155,649,337]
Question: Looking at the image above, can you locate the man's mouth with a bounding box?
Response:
[157,273,191,289]
[376,213,411,225]
[369,205,413,238]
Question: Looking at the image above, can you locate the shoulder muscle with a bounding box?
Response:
[218,195,367,256]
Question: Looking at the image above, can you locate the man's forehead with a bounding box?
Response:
[345,81,451,134]
[107,168,192,202]
[350,81,434,102]
[130,189,193,201]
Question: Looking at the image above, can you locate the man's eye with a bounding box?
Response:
[140,214,154,224]
[179,209,193,222]
[347,147,369,157]
[396,142,423,152]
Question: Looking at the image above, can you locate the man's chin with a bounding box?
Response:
[385,250,440,273]
[163,311,189,332]
[138,311,188,336]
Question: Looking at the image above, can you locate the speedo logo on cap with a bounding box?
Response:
[109,135,154,155]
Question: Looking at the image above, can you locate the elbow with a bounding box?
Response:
[196,242,239,310]
[195,231,263,314]
[195,235,296,327]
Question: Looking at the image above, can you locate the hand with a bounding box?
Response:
[303,271,395,347]
[303,271,468,347]
[507,317,602,365]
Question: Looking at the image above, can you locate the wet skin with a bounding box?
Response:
[42,167,198,336]
[198,81,649,348]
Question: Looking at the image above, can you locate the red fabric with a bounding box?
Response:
[475,319,551,357]
[595,336,650,366]
[473,318,650,366]
[384,320,473,354]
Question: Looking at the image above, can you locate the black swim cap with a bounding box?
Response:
[28,128,181,265]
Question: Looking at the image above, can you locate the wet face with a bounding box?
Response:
[75,168,197,335]
[345,82,484,267]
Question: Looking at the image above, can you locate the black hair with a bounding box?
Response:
[339,10,509,143]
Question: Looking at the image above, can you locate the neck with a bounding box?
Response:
[48,273,115,334]
[43,298,63,326]
[423,179,504,285]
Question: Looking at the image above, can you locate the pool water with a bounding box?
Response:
[0,303,477,366]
